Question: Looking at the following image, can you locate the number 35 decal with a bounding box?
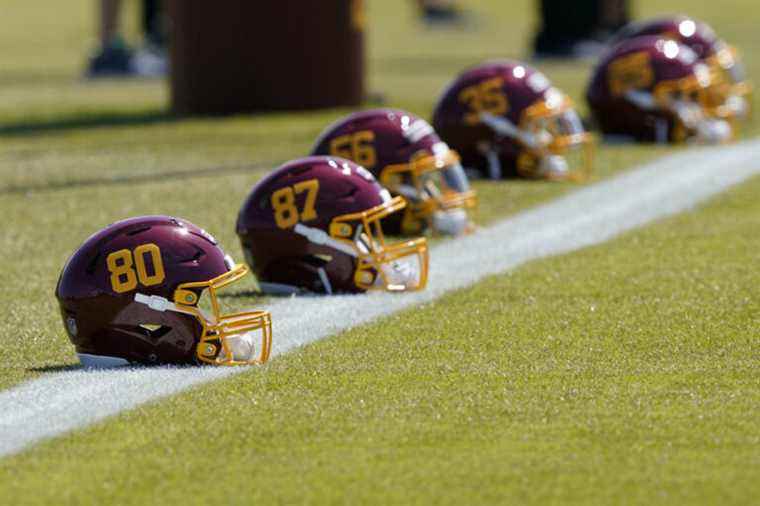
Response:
[271,179,320,229]
[458,77,509,126]
[107,243,166,293]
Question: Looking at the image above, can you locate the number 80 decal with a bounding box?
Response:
[107,243,166,293]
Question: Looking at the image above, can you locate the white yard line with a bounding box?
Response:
[1,140,759,458]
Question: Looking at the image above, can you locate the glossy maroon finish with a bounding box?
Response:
[311,109,442,176]
[432,60,553,177]
[237,156,390,294]
[56,216,232,365]
[587,36,700,141]
[611,16,721,60]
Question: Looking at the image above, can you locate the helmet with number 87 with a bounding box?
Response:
[433,60,594,181]
[587,36,734,144]
[311,109,477,237]
[56,215,272,368]
[236,156,429,295]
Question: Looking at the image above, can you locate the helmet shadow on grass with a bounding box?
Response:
[0,109,178,138]
[0,163,264,196]
[28,363,83,374]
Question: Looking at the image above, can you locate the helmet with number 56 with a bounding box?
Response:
[311,109,477,237]
[433,60,594,181]
[236,156,429,295]
[56,216,272,368]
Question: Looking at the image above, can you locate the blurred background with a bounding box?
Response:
[1,0,757,193]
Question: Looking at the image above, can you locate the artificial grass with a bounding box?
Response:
[5,0,754,390]
[1,168,758,506]
[0,0,759,502]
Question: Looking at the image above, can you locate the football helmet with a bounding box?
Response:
[56,216,272,368]
[311,109,476,236]
[587,36,734,144]
[236,156,429,295]
[432,60,593,181]
[610,15,752,120]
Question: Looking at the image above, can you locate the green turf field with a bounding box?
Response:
[2,150,759,506]
[1,0,758,503]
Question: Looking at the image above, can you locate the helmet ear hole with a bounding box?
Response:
[329,223,353,238]
[175,289,199,305]
[197,338,221,361]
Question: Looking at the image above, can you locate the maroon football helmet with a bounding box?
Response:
[311,109,476,236]
[610,15,752,120]
[237,156,429,295]
[56,216,272,368]
[432,60,593,181]
[587,36,734,144]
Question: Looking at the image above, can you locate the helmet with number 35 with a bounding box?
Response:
[587,36,735,144]
[236,156,429,295]
[433,60,594,181]
[56,216,272,368]
[311,109,476,237]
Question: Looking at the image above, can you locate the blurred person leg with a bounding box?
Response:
[86,0,133,77]
[533,0,629,59]
[417,0,466,26]
[132,0,168,77]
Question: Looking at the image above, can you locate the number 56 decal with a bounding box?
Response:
[328,130,377,169]
[271,179,320,229]
[107,243,166,293]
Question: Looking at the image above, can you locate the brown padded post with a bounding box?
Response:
[168,0,365,115]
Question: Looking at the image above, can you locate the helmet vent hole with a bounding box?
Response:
[337,187,359,200]
[126,226,152,236]
[304,254,331,267]
[138,324,172,340]
[179,248,205,264]
[85,253,101,275]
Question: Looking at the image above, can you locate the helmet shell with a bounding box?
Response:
[56,216,232,365]
[311,108,443,179]
[611,16,721,60]
[432,60,555,177]
[237,156,391,294]
[587,36,702,141]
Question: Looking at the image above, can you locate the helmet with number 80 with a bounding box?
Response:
[609,15,752,121]
[433,60,594,181]
[236,156,429,295]
[311,109,477,237]
[56,216,272,368]
[587,36,735,144]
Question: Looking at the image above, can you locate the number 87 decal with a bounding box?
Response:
[107,243,166,293]
[271,179,320,229]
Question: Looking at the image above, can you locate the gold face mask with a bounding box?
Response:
[517,96,595,182]
[653,70,736,144]
[329,196,429,292]
[706,45,753,119]
[171,264,272,366]
[379,150,477,236]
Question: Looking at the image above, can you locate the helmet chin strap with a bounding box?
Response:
[293,224,357,257]
[480,112,540,149]
[624,90,658,111]
[134,292,215,324]
[483,146,503,180]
